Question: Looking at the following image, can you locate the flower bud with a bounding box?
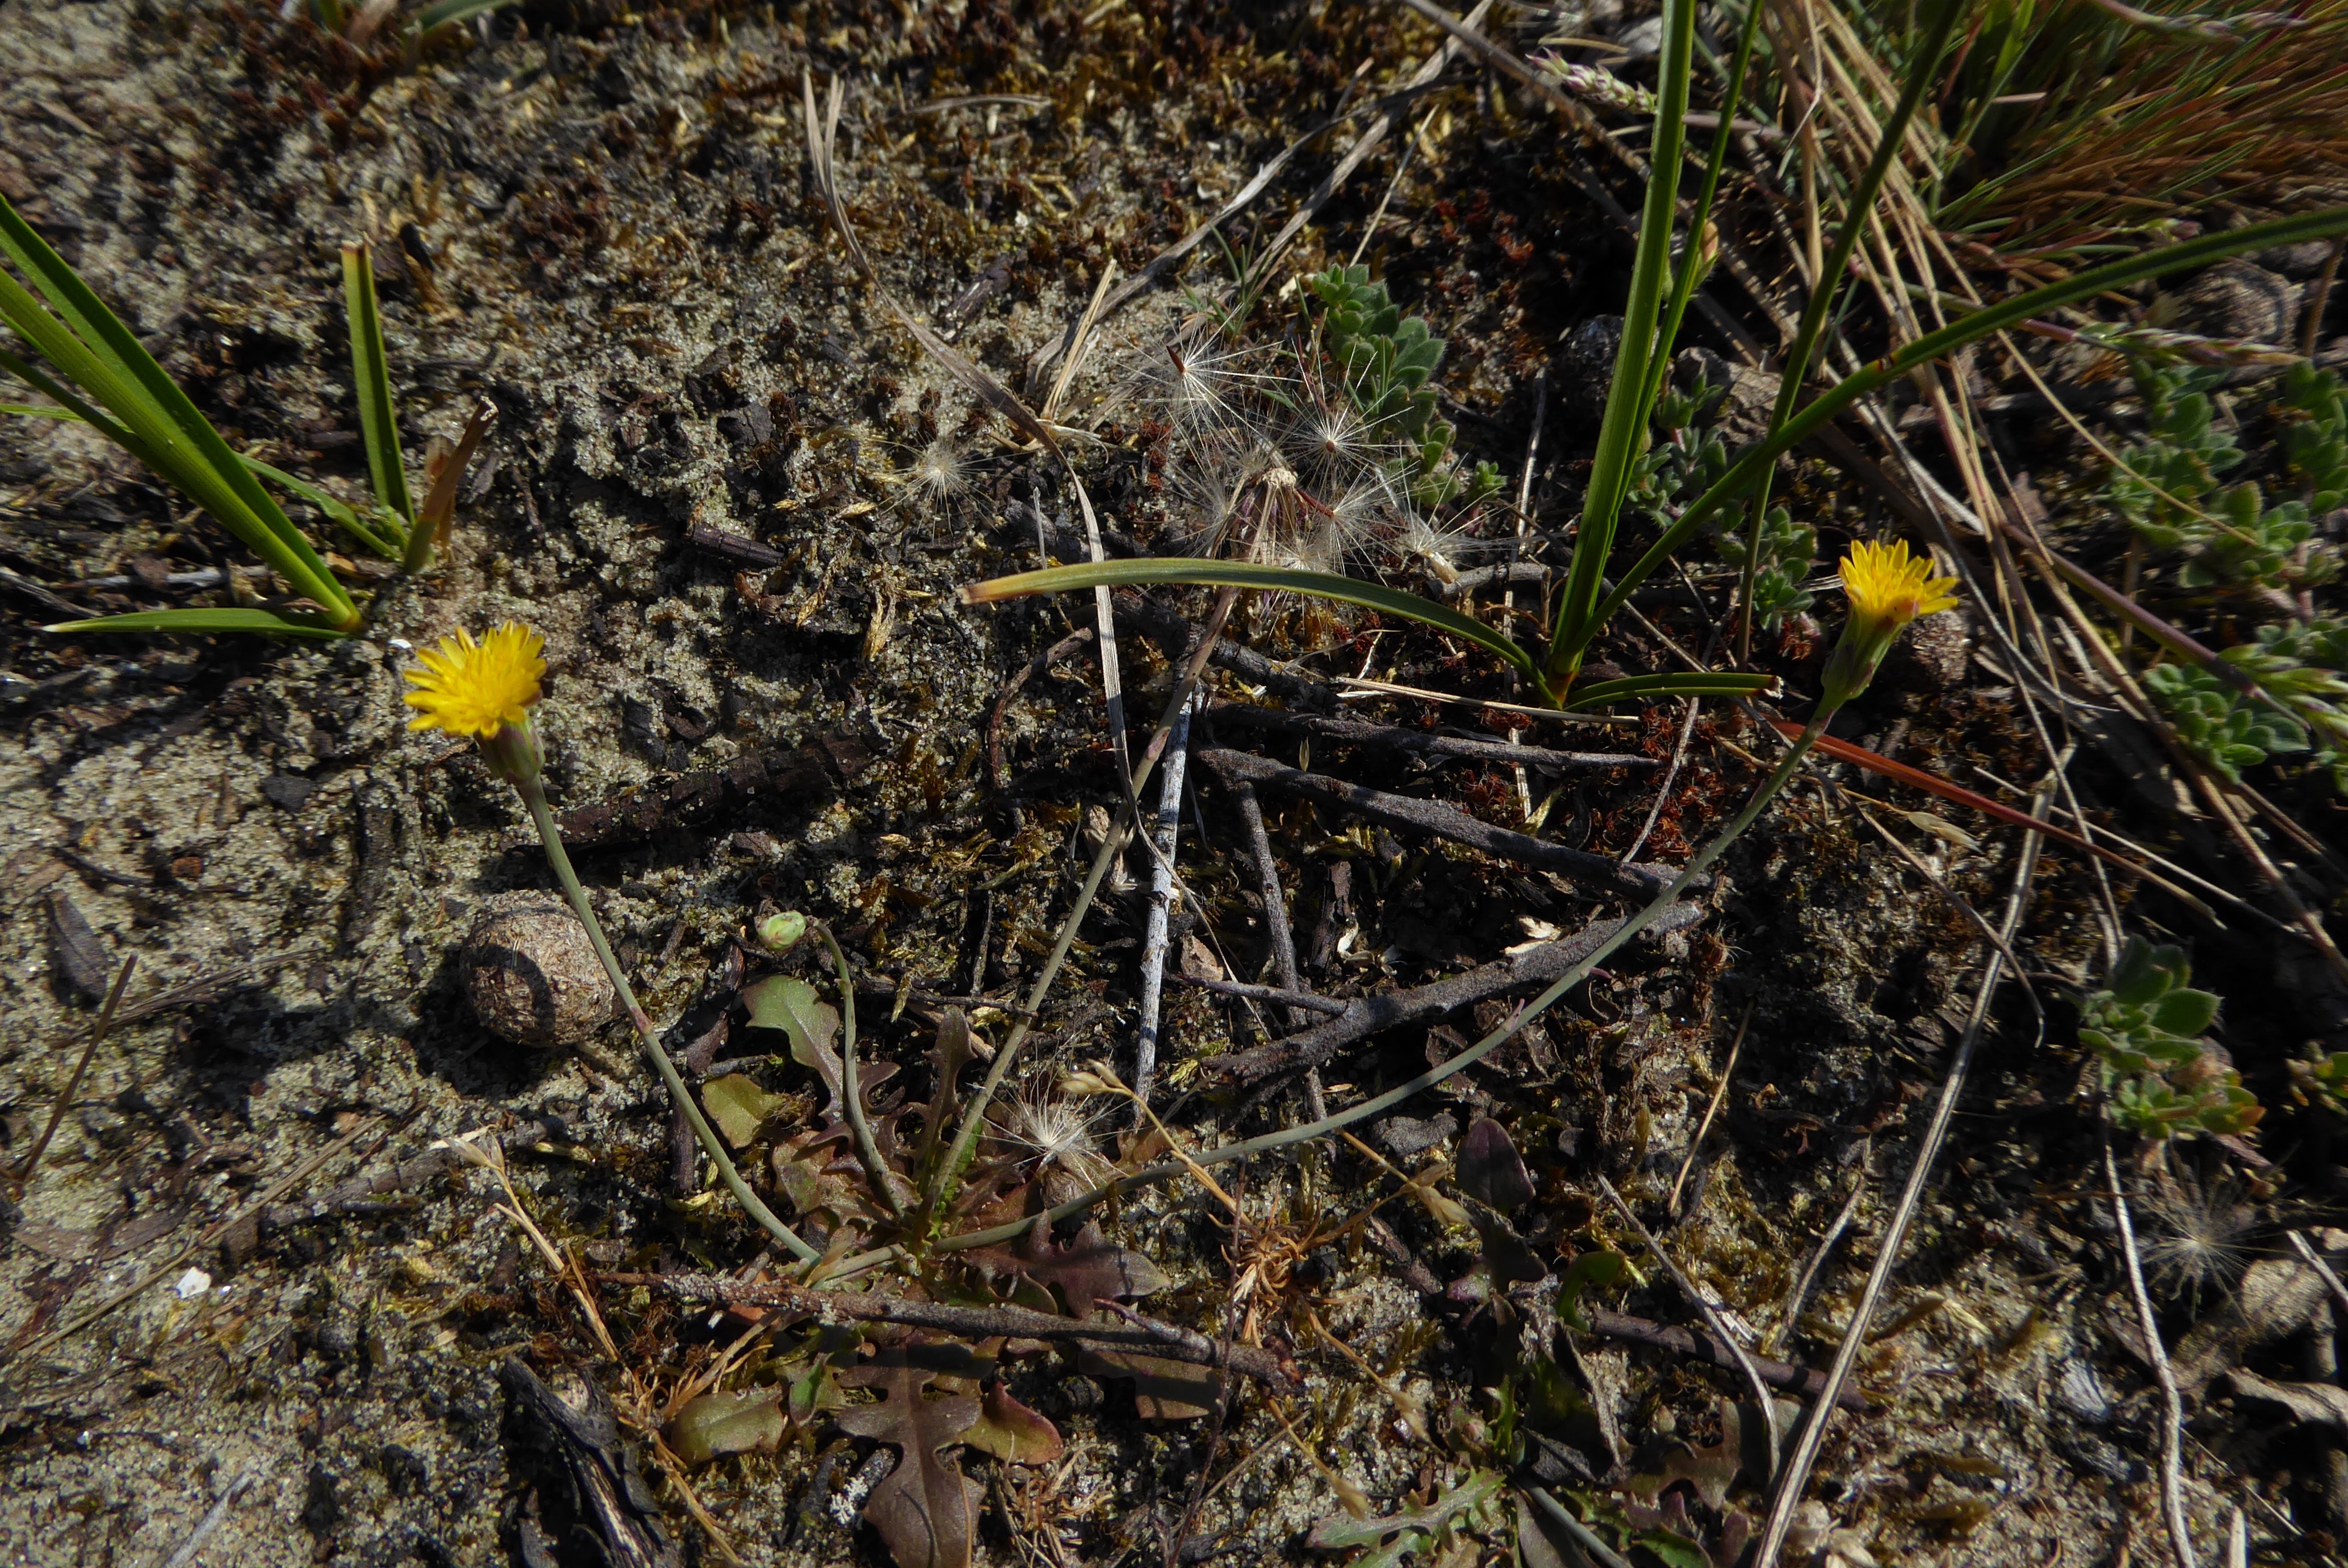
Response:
[757,910,808,954]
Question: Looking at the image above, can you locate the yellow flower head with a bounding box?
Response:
[1819,540,1958,710]
[1838,540,1958,634]
[402,622,545,738]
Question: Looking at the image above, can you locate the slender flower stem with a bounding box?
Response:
[824,712,1836,1272]
[811,918,900,1218]
[518,779,820,1265]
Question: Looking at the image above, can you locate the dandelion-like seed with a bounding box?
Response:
[1819,538,1959,709]
[896,433,972,513]
[1001,1079,1116,1187]
[2140,1167,2260,1312]
[1285,390,1377,493]
[1394,511,1468,585]
[402,622,545,739]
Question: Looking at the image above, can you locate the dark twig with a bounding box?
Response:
[1205,702,1655,772]
[12,957,135,1193]
[620,1273,1297,1387]
[1168,973,1350,1018]
[1580,1309,1871,1411]
[1203,900,1706,1084]
[1196,749,1675,898]
[1230,776,1323,1116]
[687,524,788,569]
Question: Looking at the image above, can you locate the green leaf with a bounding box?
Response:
[667,1389,786,1466]
[744,974,844,1078]
[960,557,1539,683]
[2151,988,2220,1039]
[1557,1248,1627,1332]
[1563,671,1777,709]
[44,607,353,640]
[342,242,413,528]
[962,1383,1063,1465]
[243,456,404,561]
[702,1073,791,1148]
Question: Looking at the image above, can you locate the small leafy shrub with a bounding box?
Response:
[1631,381,1815,628]
[2142,661,2309,782]
[2111,362,2337,592]
[2291,1048,2348,1114]
[1308,264,1499,507]
[2079,937,2260,1140]
[2282,361,2348,514]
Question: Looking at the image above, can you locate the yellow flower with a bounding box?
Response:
[1839,539,1959,633]
[402,622,545,736]
[1819,540,1958,709]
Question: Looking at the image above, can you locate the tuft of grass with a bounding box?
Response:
[1937,0,2348,261]
[4,197,492,638]
[0,188,360,637]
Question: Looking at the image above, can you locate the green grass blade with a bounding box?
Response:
[45,607,352,640]
[0,344,155,465]
[1563,671,1778,709]
[1550,0,1698,679]
[0,266,351,619]
[0,191,353,624]
[1637,0,1766,421]
[1,402,76,419]
[242,457,404,561]
[1586,205,2348,638]
[411,0,519,29]
[961,558,1540,682]
[342,242,413,528]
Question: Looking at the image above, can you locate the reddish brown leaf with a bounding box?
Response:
[835,1346,984,1568]
[1076,1347,1224,1421]
[963,1220,1169,1321]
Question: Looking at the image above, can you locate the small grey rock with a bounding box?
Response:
[2167,259,2302,346]
[460,894,616,1049]
[262,773,316,811]
[1881,606,1970,692]
[1557,315,1624,413]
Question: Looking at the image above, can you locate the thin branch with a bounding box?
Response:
[2111,1143,2198,1568]
[625,1273,1296,1387]
[11,955,135,1192]
[1580,1307,1870,1411]
[1200,900,1707,1084]
[1197,748,1675,898]
[1133,695,1199,1112]
[1667,1001,1751,1217]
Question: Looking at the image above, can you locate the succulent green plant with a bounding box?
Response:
[1306,263,1500,507]
[2080,937,2259,1141]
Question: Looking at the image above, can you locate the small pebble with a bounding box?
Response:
[460,895,616,1049]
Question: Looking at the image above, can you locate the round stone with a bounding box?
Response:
[459,895,616,1049]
